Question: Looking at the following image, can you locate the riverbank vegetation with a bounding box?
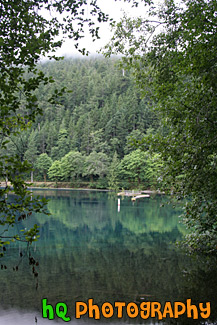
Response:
[3,58,163,190]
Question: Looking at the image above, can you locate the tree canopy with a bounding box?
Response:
[104,0,217,254]
[0,0,110,256]
[1,56,161,195]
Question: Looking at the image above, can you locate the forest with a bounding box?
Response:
[4,57,162,190]
[1,0,216,257]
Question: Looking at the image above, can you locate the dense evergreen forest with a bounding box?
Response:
[0,0,216,268]
[5,57,162,189]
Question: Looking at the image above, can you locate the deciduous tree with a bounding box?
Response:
[105,0,217,254]
[48,160,62,182]
[118,149,148,187]
[60,151,85,181]
[36,153,53,182]
[83,151,110,181]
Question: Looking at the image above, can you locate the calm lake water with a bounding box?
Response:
[0,190,216,324]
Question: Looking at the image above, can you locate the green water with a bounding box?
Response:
[0,190,216,324]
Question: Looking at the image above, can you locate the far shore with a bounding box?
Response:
[0,181,164,194]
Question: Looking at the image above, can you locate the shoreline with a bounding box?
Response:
[0,181,164,194]
[0,182,110,192]
[28,187,110,192]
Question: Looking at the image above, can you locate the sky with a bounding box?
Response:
[54,0,149,57]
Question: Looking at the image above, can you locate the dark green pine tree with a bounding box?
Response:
[24,130,38,182]
[51,128,70,161]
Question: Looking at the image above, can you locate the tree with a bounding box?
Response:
[48,160,62,182]
[107,152,120,191]
[36,154,53,182]
[89,129,110,153]
[124,129,145,154]
[60,151,85,182]
[83,151,110,181]
[118,149,148,187]
[24,130,38,182]
[51,128,70,161]
[145,153,163,189]
[105,0,217,254]
[1,0,110,256]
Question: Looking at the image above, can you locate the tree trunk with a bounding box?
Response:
[31,171,34,183]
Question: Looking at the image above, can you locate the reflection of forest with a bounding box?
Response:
[37,190,186,235]
[1,191,216,324]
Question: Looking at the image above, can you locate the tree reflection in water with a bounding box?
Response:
[0,190,216,324]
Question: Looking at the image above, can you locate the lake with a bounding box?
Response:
[0,190,216,324]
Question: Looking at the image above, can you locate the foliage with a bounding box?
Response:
[117,149,162,188]
[32,58,158,160]
[0,0,163,258]
[145,153,163,189]
[1,57,161,191]
[48,160,62,182]
[35,146,163,191]
[59,151,85,181]
[36,153,53,182]
[118,149,147,187]
[24,131,38,165]
[51,128,70,161]
[83,151,110,181]
[107,152,120,191]
[124,129,146,154]
[0,0,110,256]
[104,0,217,254]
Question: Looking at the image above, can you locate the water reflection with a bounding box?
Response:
[0,190,216,324]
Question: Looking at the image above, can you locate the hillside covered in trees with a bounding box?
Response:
[5,57,162,189]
